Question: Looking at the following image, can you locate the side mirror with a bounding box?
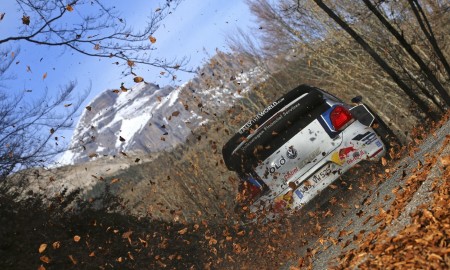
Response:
[351,95,363,104]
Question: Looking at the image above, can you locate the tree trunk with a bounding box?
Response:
[362,0,450,106]
[408,0,450,81]
[311,0,440,121]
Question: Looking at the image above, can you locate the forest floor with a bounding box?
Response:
[1,114,449,270]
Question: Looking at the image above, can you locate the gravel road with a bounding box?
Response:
[280,118,450,269]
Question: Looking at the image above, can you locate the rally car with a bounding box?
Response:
[222,85,386,221]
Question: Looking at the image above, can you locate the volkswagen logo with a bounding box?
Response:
[286,146,298,159]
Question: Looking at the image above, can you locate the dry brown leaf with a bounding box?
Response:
[111,178,120,184]
[64,103,72,107]
[178,228,188,235]
[122,231,133,239]
[42,72,47,80]
[94,43,100,50]
[149,36,157,44]
[440,155,450,166]
[68,255,77,265]
[38,243,47,253]
[89,251,95,257]
[85,106,92,111]
[38,265,46,270]
[22,15,30,25]
[40,255,51,263]
[73,235,81,242]
[133,76,144,83]
[66,5,74,11]
[381,157,387,166]
[52,241,60,249]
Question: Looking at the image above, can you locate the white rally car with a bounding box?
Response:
[222,85,386,220]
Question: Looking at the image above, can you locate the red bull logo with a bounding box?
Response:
[339,146,356,159]
[332,146,358,165]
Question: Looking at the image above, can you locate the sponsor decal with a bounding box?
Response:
[339,146,356,159]
[352,131,377,145]
[346,150,365,164]
[269,156,286,174]
[273,191,293,212]
[375,140,382,148]
[286,146,298,159]
[331,146,352,165]
[238,99,284,134]
[284,166,299,181]
[331,146,361,165]
[294,189,303,199]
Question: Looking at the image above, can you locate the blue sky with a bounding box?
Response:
[1,0,255,143]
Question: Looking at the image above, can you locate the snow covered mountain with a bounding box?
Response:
[59,65,266,165]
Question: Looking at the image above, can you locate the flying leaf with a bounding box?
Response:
[149,36,157,44]
[26,65,31,72]
[50,128,55,134]
[0,13,5,21]
[119,136,126,142]
[133,76,144,83]
[68,255,77,265]
[52,241,61,249]
[64,103,72,107]
[66,5,74,11]
[22,15,30,25]
[111,178,120,184]
[39,243,47,253]
[40,255,51,263]
[381,157,387,166]
[94,43,100,50]
[155,7,161,12]
[440,155,450,166]
[73,235,81,242]
[86,106,92,111]
[42,72,47,80]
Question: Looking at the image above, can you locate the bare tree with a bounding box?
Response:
[0,0,187,181]
[1,0,188,75]
[361,0,450,106]
[0,51,88,180]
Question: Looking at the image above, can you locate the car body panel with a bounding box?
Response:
[222,85,386,221]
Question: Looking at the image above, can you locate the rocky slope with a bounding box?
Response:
[59,61,266,165]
